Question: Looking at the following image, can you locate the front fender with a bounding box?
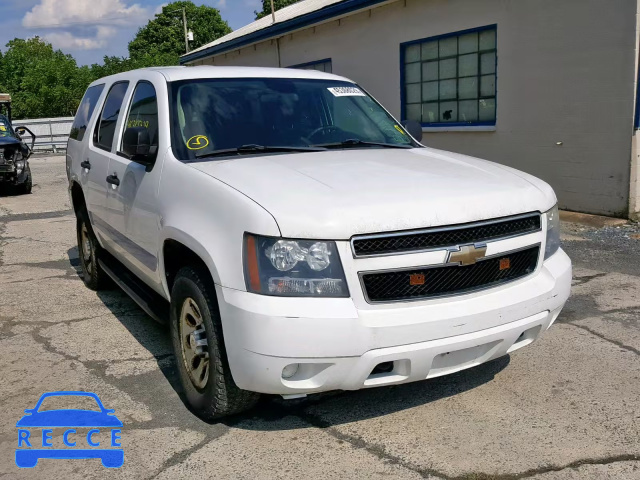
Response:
[158,158,281,296]
[158,227,221,299]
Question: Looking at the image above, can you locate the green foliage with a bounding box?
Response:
[129,1,231,59]
[0,37,181,119]
[255,0,301,20]
[0,1,231,119]
[0,38,85,119]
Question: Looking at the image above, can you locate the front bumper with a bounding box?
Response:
[217,249,571,395]
[0,165,26,184]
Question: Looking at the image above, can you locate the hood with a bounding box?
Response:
[189,147,556,239]
[0,136,20,146]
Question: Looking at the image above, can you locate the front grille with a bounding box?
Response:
[361,246,540,303]
[352,213,541,257]
[0,164,14,173]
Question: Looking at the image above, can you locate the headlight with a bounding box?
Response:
[244,234,349,297]
[15,160,25,174]
[544,205,560,260]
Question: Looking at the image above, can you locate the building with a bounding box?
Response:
[180,0,640,219]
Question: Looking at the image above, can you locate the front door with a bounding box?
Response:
[105,80,163,285]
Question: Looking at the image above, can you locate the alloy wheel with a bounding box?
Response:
[179,297,209,389]
[80,223,92,275]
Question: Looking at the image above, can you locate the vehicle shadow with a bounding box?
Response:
[227,355,510,431]
[66,247,183,396]
[66,247,511,430]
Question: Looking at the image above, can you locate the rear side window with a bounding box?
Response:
[122,82,159,158]
[94,82,129,151]
[70,84,104,142]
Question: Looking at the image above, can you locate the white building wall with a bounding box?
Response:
[194,0,638,217]
[630,0,640,220]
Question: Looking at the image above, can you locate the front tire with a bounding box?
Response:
[18,165,32,194]
[170,266,260,420]
[76,210,108,290]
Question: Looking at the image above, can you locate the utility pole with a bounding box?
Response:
[270,0,281,67]
[182,7,190,53]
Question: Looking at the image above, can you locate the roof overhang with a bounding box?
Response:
[180,0,395,65]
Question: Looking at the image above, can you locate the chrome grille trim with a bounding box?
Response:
[350,212,542,258]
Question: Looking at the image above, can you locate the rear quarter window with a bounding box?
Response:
[70,84,105,142]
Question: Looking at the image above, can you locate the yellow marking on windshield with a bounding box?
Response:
[187,135,209,150]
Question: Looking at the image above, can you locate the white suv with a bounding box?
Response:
[67,66,571,420]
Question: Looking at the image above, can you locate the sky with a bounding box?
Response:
[0,0,261,65]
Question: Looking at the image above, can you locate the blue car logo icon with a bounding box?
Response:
[15,391,123,468]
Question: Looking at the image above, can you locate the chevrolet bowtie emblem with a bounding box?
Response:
[447,244,488,266]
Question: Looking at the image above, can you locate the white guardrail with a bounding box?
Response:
[14,117,73,153]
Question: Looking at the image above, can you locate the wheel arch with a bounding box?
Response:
[160,229,222,299]
[70,180,86,215]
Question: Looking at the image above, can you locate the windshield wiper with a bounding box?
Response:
[311,139,414,150]
[195,144,327,160]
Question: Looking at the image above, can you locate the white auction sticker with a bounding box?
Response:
[327,86,366,97]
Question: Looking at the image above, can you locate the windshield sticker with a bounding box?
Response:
[0,125,6,131]
[327,87,366,97]
[127,119,149,129]
[394,125,406,135]
[186,135,209,150]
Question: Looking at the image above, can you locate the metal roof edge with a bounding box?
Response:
[180,0,392,65]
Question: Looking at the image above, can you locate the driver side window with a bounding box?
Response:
[121,81,159,159]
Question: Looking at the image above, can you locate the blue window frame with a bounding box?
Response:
[401,25,497,127]
[289,58,332,73]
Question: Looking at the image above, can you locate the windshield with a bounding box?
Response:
[169,78,417,161]
[0,115,13,138]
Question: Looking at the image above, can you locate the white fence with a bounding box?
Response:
[14,117,73,153]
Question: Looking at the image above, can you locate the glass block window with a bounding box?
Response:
[291,59,332,73]
[402,26,497,125]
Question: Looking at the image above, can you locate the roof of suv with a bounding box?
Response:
[93,66,352,85]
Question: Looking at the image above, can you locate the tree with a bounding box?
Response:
[0,37,83,118]
[129,1,231,60]
[255,0,300,20]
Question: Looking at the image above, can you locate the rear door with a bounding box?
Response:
[105,80,163,283]
[86,81,130,245]
[67,83,104,212]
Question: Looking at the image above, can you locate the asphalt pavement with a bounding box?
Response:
[0,155,638,479]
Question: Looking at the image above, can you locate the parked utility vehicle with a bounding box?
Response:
[67,67,571,420]
[0,110,35,194]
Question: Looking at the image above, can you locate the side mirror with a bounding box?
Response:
[14,126,26,136]
[402,120,423,142]
[122,127,152,161]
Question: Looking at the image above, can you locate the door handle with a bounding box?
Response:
[81,160,91,170]
[106,174,120,186]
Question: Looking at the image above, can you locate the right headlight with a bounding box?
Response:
[544,205,560,260]
[243,234,349,297]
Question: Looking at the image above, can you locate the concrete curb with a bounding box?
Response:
[560,210,628,228]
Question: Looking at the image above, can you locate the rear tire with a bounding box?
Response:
[76,210,108,291]
[170,266,260,420]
